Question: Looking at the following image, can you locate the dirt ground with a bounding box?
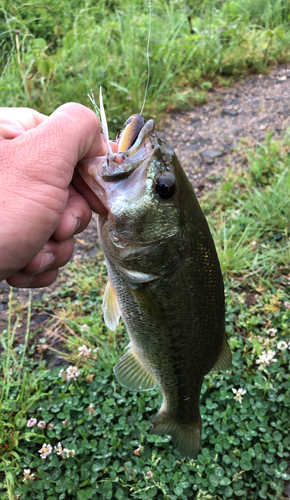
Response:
[160,64,290,193]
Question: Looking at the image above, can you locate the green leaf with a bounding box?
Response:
[222,455,231,465]
[37,59,54,77]
[5,471,14,487]
[31,38,48,51]
[220,477,231,486]
[249,420,258,430]
[274,29,285,38]
[108,82,130,94]
[209,474,218,487]
[225,486,233,497]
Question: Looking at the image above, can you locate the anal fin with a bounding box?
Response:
[103,280,121,331]
[212,336,232,371]
[114,345,156,391]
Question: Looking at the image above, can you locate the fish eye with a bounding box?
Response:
[156,176,175,199]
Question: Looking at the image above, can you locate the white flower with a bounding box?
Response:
[256,350,277,369]
[22,469,35,482]
[27,418,37,427]
[38,444,52,459]
[78,345,92,359]
[47,423,54,430]
[62,420,70,427]
[231,209,240,219]
[284,301,290,309]
[277,341,288,350]
[54,443,75,459]
[64,448,75,458]
[54,442,64,456]
[87,404,95,415]
[267,328,277,336]
[37,343,48,353]
[146,471,153,479]
[37,421,46,429]
[54,442,67,458]
[66,366,81,380]
[232,388,247,403]
[59,366,81,380]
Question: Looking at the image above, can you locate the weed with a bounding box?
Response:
[1,131,290,499]
[1,2,290,498]
[1,0,290,132]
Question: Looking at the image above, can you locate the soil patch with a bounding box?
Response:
[159,64,290,195]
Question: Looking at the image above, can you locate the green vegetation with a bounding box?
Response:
[1,131,290,499]
[1,0,290,132]
[1,0,290,498]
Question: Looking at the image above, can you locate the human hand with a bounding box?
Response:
[0,103,108,288]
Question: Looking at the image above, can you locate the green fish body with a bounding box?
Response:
[78,116,231,459]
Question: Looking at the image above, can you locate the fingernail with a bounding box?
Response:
[13,272,35,288]
[0,124,25,138]
[71,217,81,236]
[8,126,25,135]
[36,251,55,274]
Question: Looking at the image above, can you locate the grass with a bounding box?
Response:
[1,0,290,132]
[1,130,290,499]
[205,132,290,285]
[1,0,290,497]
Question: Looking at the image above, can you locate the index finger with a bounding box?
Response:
[0,107,48,140]
[0,107,47,129]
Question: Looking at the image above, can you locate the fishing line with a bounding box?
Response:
[87,90,102,129]
[140,0,152,116]
[99,86,113,154]
[88,0,151,141]
[88,87,112,154]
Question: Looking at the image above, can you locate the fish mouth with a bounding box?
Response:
[78,116,157,212]
[101,118,156,182]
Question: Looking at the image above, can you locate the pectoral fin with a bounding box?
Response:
[102,280,121,331]
[114,344,156,391]
[211,336,232,371]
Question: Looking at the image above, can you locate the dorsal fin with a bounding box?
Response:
[211,336,232,371]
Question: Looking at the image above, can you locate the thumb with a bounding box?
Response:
[0,103,106,277]
[12,102,106,190]
[4,103,106,215]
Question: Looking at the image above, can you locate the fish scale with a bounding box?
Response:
[78,113,232,459]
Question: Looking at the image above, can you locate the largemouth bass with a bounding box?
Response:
[78,111,232,459]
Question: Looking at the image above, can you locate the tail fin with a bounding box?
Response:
[149,412,201,459]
